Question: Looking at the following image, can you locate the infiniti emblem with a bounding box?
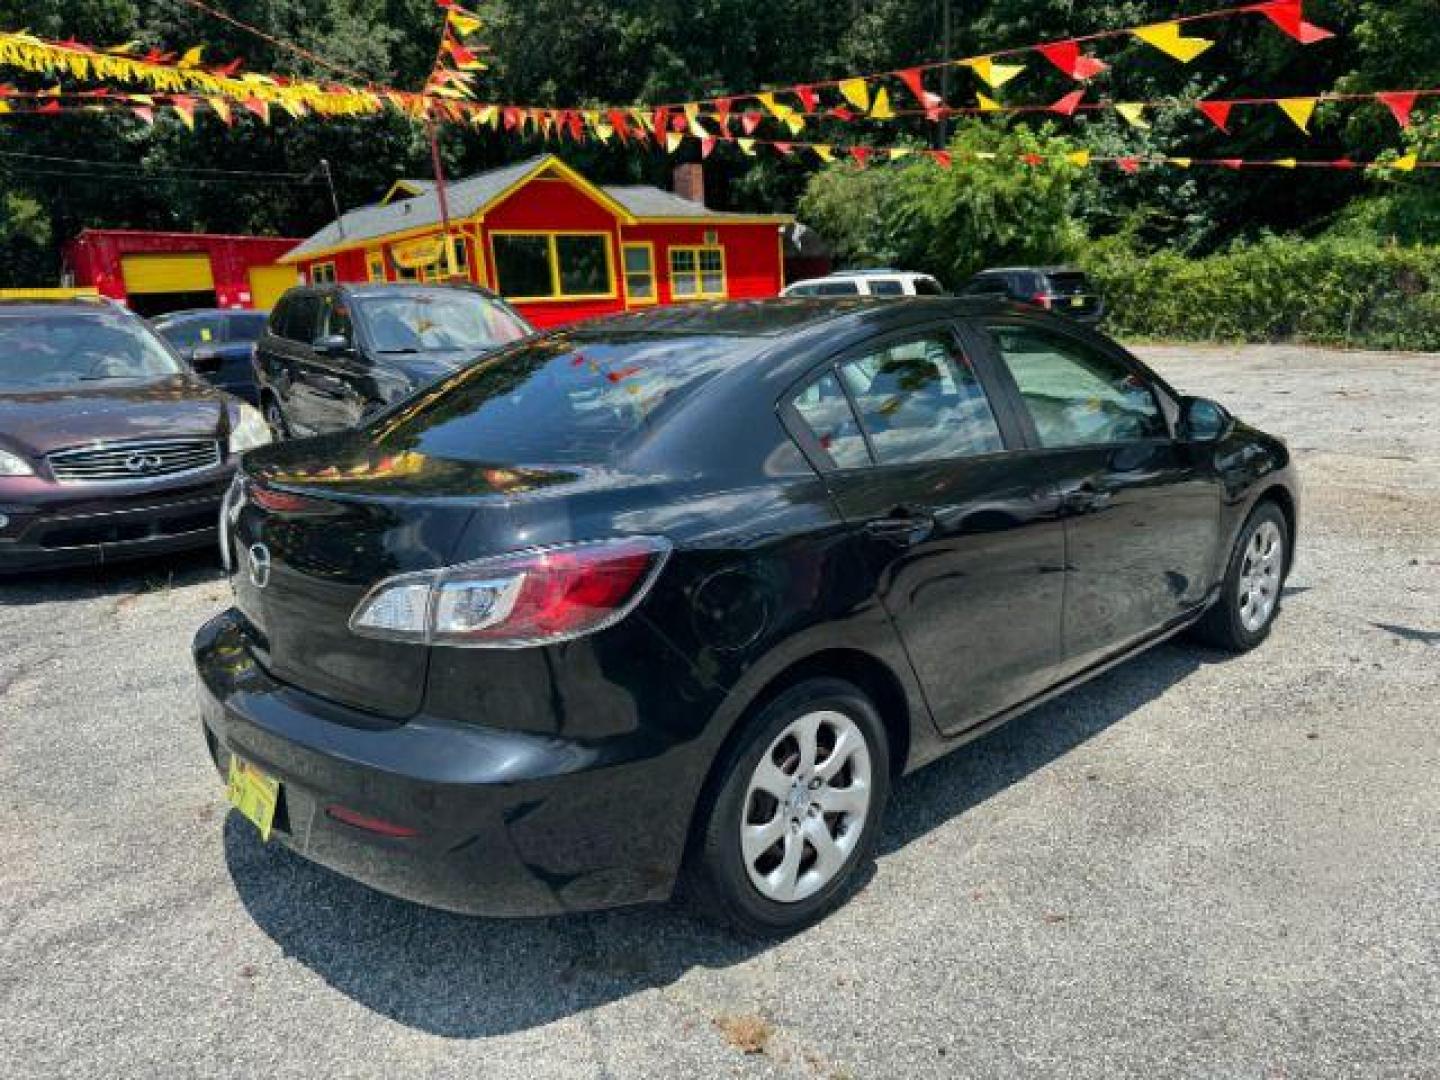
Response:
[246,543,272,589]
[124,452,164,474]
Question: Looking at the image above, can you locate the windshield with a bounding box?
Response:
[355,290,530,354]
[0,310,184,388]
[368,331,753,464]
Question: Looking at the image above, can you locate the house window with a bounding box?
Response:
[491,232,613,300]
[366,250,386,283]
[622,243,656,304]
[309,261,337,285]
[669,246,726,300]
[418,237,469,283]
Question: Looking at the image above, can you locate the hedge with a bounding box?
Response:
[1080,237,1440,351]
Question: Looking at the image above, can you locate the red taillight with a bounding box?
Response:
[350,536,672,648]
[325,805,421,838]
[1032,293,1054,309]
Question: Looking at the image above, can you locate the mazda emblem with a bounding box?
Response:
[246,543,272,590]
[124,452,165,473]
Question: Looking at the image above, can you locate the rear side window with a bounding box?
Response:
[837,335,1004,465]
[962,277,1008,296]
[228,311,269,341]
[869,279,905,296]
[283,295,322,344]
[816,281,860,296]
[792,371,869,468]
[367,332,756,464]
[987,325,1164,447]
[914,277,944,296]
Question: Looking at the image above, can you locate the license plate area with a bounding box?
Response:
[226,755,281,841]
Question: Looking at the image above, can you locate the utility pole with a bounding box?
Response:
[938,0,953,148]
[305,159,345,237]
[426,115,459,278]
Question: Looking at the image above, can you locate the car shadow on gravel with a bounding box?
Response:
[0,549,222,605]
[225,640,1217,1039]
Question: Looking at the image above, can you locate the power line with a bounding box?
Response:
[0,164,325,187]
[0,148,313,179]
[165,0,377,84]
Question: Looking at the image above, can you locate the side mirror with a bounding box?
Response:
[1179,396,1231,443]
[312,333,353,357]
[189,344,224,375]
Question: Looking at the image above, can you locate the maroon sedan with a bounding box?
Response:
[0,299,271,572]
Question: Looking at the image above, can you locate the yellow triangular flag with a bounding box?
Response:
[207,97,232,125]
[813,145,835,163]
[962,57,1025,89]
[889,147,914,160]
[1168,157,1192,169]
[784,112,806,135]
[1393,153,1419,172]
[738,138,757,156]
[1066,149,1092,167]
[449,12,483,36]
[974,151,996,161]
[665,130,684,153]
[1277,97,1318,133]
[1131,22,1214,63]
[870,87,894,120]
[178,45,205,69]
[1273,157,1298,169]
[1115,103,1150,130]
[977,92,1002,113]
[838,78,870,112]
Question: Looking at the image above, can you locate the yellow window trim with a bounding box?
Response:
[621,241,658,307]
[365,249,386,283]
[668,244,727,301]
[488,229,617,304]
[309,260,337,285]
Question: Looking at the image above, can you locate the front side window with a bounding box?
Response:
[987,325,1164,447]
[792,371,870,468]
[322,296,353,343]
[816,280,860,296]
[623,243,656,303]
[354,289,530,355]
[837,335,1005,465]
[283,295,322,343]
[669,246,725,300]
[492,233,613,300]
[0,310,185,387]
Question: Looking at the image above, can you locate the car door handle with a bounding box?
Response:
[864,508,936,543]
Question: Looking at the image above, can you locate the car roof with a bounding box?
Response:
[0,298,117,314]
[974,266,1083,276]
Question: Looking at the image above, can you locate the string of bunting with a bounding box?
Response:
[424,1,488,100]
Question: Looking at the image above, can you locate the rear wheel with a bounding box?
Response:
[1191,501,1289,651]
[683,678,890,936]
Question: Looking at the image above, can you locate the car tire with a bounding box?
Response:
[1190,500,1289,652]
[682,677,890,937]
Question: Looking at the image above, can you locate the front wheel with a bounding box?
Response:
[1191,501,1289,651]
[683,678,890,937]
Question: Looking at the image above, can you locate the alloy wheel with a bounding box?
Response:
[740,710,873,904]
[1238,520,1284,633]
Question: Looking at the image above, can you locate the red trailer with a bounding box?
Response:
[61,229,303,317]
[281,155,793,329]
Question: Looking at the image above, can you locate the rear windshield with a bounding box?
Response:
[1045,273,1090,296]
[0,310,183,388]
[368,331,754,464]
[354,289,530,354]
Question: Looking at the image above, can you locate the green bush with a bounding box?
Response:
[1082,236,1440,351]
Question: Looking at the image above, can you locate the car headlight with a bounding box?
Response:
[229,404,273,455]
[0,448,35,476]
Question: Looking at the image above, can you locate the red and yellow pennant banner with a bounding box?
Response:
[425,0,489,100]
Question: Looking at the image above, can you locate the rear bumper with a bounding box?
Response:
[193,608,705,917]
[0,483,227,572]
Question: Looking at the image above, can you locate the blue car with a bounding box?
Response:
[151,308,270,405]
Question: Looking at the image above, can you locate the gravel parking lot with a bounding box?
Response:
[2,343,1437,1079]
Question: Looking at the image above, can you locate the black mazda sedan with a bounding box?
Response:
[195,298,1298,934]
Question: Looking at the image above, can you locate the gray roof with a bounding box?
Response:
[283,154,788,262]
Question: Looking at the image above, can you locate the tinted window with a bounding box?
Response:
[228,311,269,341]
[492,235,551,298]
[786,284,818,297]
[0,310,184,387]
[869,279,905,296]
[282,295,322,344]
[792,371,870,468]
[367,332,754,464]
[962,277,1008,296]
[322,296,353,342]
[154,314,223,349]
[555,235,610,296]
[816,281,860,296]
[355,290,529,354]
[1044,272,1090,297]
[837,334,1004,465]
[988,325,1164,447]
[914,277,945,296]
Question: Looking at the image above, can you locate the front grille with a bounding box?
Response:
[47,437,221,483]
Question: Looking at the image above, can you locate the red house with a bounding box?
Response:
[62,229,302,317]
[280,155,793,328]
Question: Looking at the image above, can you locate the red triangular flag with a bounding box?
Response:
[1116,156,1142,174]
[930,150,952,168]
[849,146,871,167]
[741,110,763,135]
[1021,152,1044,166]
[1038,41,1109,80]
[132,106,155,124]
[1331,157,1358,170]
[1048,90,1085,117]
[1253,1,1335,44]
[1377,92,1417,129]
[502,106,521,130]
[608,109,631,142]
[38,100,61,114]
[1197,100,1234,132]
[794,86,817,114]
[1219,158,1244,170]
[773,141,793,156]
[713,97,734,129]
[827,106,857,122]
[652,107,671,143]
[211,58,243,77]
[897,68,943,109]
[700,137,716,159]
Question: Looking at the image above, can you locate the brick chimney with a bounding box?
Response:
[672,163,706,206]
